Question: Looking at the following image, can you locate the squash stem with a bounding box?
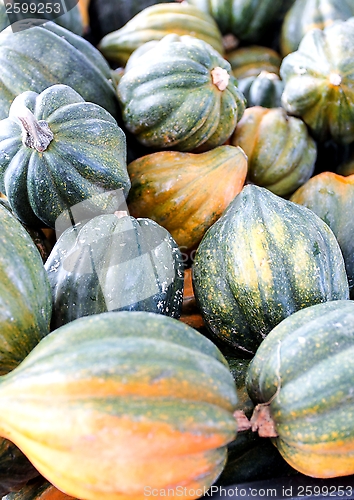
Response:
[14,106,53,153]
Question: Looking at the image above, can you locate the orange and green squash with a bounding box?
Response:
[280,0,354,56]
[0,311,239,500]
[117,34,246,152]
[246,299,354,478]
[98,3,224,66]
[291,172,354,298]
[280,18,354,144]
[45,212,184,329]
[237,72,284,109]
[231,107,316,197]
[0,22,119,120]
[225,45,282,80]
[192,185,349,355]
[127,145,248,252]
[0,84,130,229]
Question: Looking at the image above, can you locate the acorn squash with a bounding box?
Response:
[237,72,284,109]
[127,145,248,252]
[192,185,349,355]
[0,84,130,229]
[0,311,239,500]
[246,300,354,478]
[117,33,246,152]
[226,46,282,80]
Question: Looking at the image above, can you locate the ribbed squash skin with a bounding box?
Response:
[0,311,239,500]
[192,185,349,355]
[246,300,354,478]
[0,1,83,35]
[280,0,354,56]
[0,84,130,229]
[4,478,76,499]
[280,18,354,144]
[127,146,248,252]
[117,34,246,152]
[291,172,354,298]
[0,22,119,120]
[231,107,316,197]
[237,72,284,109]
[187,0,283,42]
[226,46,282,79]
[98,3,224,66]
[45,214,184,329]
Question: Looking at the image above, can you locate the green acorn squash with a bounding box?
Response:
[280,18,354,144]
[246,300,354,478]
[117,33,246,152]
[291,172,354,298]
[0,311,239,500]
[192,185,349,355]
[127,145,248,253]
[226,46,282,80]
[237,72,284,109]
[231,107,317,197]
[0,84,130,229]
[280,0,354,56]
[98,3,224,67]
[45,212,184,329]
[0,22,118,120]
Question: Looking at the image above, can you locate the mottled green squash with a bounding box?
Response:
[45,213,184,329]
[0,311,239,500]
[0,84,130,229]
[231,107,316,197]
[117,34,246,152]
[246,300,354,478]
[98,3,223,66]
[291,172,354,298]
[238,72,284,109]
[281,18,354,144]
[192,185,349,355]
[226,46,282,80]
[280,0,354,56]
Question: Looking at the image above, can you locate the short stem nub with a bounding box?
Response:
[16,107,53,152]
[211,67,230,91]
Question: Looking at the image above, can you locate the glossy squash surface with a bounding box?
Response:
[127,146,248,252]
[226,46,282,79]
[0,311,239,500]
[192,185,349,355]
[246,300,354,478]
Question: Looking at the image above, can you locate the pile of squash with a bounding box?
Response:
[0,0,354,498]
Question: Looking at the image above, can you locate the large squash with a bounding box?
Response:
[0,22,119,120]
[231,107,317,197]
[127,145,248,253]
[290,172,354,298]
[192,185,349,355]
[45,212,184,328]
[0,311,239,500]
[246,300,354,478]
[280,18,354,144]
[98,3,224,66]
[117,34,246,152]
[0,84,130,229]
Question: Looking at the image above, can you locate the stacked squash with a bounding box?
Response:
[1,0,354,498]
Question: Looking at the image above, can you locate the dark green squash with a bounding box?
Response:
[98,3,224,67]
[0,84,130,229]
[0,22,119,120]
[192,185,349,355]
[0,311,239,499]
[290,172,354,298]
[45,212,184,329]
[280,0,354,56]
[117,33,246,152]
[226,45,282,80]
[238,72,284,109]
[280,17,354,144]
[246,299,354,478]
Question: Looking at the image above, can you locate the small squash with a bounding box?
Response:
[0,311,239,500]
[226,45,282,80]
[98,3,224,66]
[246,300,354,478]
[0,84,130,229]
[127,145,248,252]
[117,34,246,152]
[231,107,316,197]
[192,185,349,355]
[45,212,184,329]
[237,72,284,109]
